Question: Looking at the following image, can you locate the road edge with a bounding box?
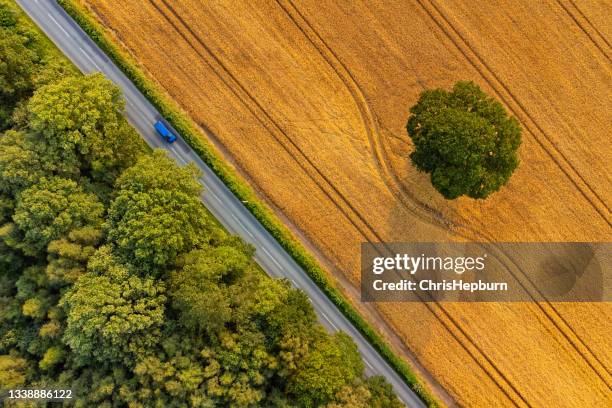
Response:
[56,1,441,405]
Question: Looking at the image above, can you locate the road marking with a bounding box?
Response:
[291,279,298,288]
[78,47,101,71]
[47,13,71,39]
[168,146,187,165]
[230,213,254,238]
[261,247,282,269]
[207,189,221,203]
[364,359,374,371]
[321,312,338,331]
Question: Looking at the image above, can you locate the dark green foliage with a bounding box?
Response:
[169,246,249,334]
[407,81,522,199]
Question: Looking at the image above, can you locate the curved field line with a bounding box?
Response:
[278,0,612,390]
[555,0,611,61]
[421,0,611,225]
[148,0,533,404]
[155,0,611,399]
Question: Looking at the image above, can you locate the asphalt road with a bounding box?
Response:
[17,1,426,406]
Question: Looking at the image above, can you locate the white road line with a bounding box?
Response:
[207,189,221,203]
[364,359,374,371]
[230,213,254,238]
[168,147,188,165]
[47,13,70,38]
[321,312,338,331]
[291,279,298,288]
[78,47,101,71]
[261,247,282,269]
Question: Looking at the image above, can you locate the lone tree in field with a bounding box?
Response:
[406,81,521,199]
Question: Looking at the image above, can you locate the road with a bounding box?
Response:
[17,1,425,406]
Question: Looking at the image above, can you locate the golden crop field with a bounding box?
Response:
[79,0,611,406]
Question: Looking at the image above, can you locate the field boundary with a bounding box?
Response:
[56,1,441,406]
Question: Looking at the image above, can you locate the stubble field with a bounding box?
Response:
[78,0,611,406]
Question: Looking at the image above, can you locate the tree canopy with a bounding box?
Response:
[407,81,522,199]
[0,3,404,406]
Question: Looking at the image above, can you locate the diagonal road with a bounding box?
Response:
[17,1,426,406]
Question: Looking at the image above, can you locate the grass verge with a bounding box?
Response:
[56,1,440,405]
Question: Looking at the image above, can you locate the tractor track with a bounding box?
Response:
[554,0,611,62]
[138,0,611,403]
[568,0,612,48]
[279,0,612,391]
[149,0,535,405]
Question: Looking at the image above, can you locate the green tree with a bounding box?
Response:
[407,81,521,199]
[0,26,40,130]
[202,329,276,406]
[11,177,104,255]
[106,152,213,272]
[114,150,202,197]
[25,73,142,181]
[0,130,45,196]
[287,330,364,407]
[169,246,250,334]
[46,226,102,287]
[364,376,404,408]
[61,252,166,366]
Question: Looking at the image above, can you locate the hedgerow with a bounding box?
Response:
[56,1,440,405]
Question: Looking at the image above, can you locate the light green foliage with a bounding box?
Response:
[26,73,142,181]
[106,152,212,272]
[288,329,364,407]
[131,355,212,405]
[326,385,371,408]
[0,130,45,196]
[0,19,40,129]
[21,297,45,319]
[202,329,275,406]
[39,346,64,370]
[46,226,102,287]
[12,177,104,255]
[61,255,166,365]
[407,81,521,199]
[114,150,201,196]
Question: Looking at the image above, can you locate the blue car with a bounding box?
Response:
[154,120,177,143]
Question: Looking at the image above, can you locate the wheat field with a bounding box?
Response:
[79,0,612,405]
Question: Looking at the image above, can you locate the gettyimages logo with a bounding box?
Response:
[371,253,487,275]
[361,242,610,302]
